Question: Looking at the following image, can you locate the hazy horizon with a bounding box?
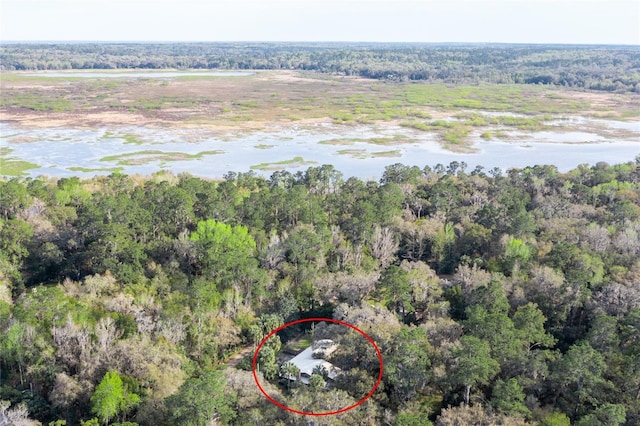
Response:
[1,1,638,45]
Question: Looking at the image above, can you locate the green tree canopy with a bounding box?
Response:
[189,219,259,290]
[451,335,500,405]
[165,371,236,426]
[90,371,140,425]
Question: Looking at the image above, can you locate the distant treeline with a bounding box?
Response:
[1,42,639,92]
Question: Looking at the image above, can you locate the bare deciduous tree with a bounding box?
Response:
[49,373,85,411]
[454,263,492,294]
[613,222,640,256]
[0,400,41,426]
[436,403,528,426]
[590,282,640,316]
[259,232,285,270]
[95,317,122,362]
[582,223,611,253]
[370,226,398,268]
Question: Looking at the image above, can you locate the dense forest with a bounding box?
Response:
[1,158,639,425]
[1,42,640,92]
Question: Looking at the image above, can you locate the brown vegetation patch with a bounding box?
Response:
[2,70,638,153]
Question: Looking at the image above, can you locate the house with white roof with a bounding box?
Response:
[285,339,342,385]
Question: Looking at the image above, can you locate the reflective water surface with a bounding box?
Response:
[24,71,254,78]
[1,119,638,179]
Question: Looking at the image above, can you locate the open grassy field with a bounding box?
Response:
[1,70,639,153]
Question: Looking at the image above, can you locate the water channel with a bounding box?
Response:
[1,118,638,179]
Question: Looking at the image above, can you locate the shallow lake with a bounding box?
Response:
[24,71,254,78]
[1,120,638,179]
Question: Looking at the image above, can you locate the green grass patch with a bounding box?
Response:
[337,149,368,159]
[0,93,74,112]
[401,84,590,114]
[452,99,485,109]
[0,159,40,176]
[406,110,432,119]
[496,115,550,130]
[367,135,415,145]
[430,120,457,129]
[456,112,552,130]
[371,150,402,158]
[100,132,144,145]
[400,121,432,132]
[591,112,618,119]
[0,149,39,176]
[321,135,414,146]
[336,149,402,159]
[401,119,466,134]
[443,127,471,145]
[329,112,356,124]
[100,149,224,166]
[128,96,207,111]
[319,138,363,145]
[0,73,86,83]
[68,166,124,173]
[254,144,275,149]
[250,156,317,171]
[232,100,259,109]
[120,133,144,145]
[329,97,433,124]
[620,110,640,118]
[228,115,254,121]
[124,134,142,145]
[401,118,474,149]
[286,336,312,352]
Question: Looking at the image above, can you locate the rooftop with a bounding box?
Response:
[287,340,342,384]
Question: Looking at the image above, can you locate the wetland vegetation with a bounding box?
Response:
[336,148,402,159]
[2,57,638,174]
[250,156,317,171]
[0,147,38,176]
[99,150,224,166]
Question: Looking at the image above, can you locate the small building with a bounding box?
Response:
[312,339,339,358]
[286,340,342,385]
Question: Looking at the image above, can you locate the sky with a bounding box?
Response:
[1,0,638,45]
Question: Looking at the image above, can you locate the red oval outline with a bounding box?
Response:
[252,317,383,416]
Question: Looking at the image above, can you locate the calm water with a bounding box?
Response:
[1,120,638,179]
[24,71,254,78]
